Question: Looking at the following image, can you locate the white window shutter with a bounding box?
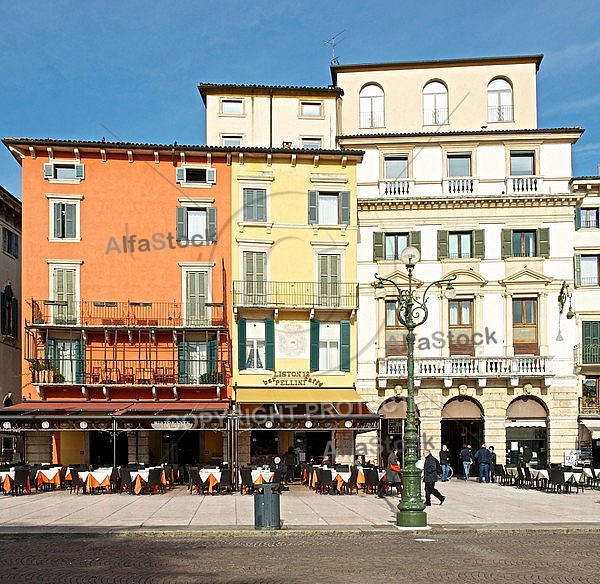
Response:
[206,168,216,184]
[75,163,85,179]
[176,167,186,183]
[44,163,54,179]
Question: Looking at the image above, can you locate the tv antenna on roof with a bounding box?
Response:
[323,30,345,66]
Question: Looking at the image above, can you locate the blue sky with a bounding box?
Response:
[1,1,599,198]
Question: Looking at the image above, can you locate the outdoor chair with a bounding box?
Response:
[341,466,359,495]
[119,469,132,494]
[239,467,255,495]
[13,468,31,495]
[548,468,570,494]
[188,468,203,494]
[215,468,233,495]
[362,467,380,495]
[147,468,165,494]
[317,469,335,495]
[69,470,82,494]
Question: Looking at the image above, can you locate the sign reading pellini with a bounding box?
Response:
[262,371,323,387]
[276,322,309,359]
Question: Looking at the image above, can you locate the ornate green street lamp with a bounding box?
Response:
[375,246,456,528]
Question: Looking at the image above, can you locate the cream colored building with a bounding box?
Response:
[571,176,600,464]
[333,55,584,468]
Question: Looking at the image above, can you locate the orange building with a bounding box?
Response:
[2,138,233,467]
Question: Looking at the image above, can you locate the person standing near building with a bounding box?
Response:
[423,450,445,506]
[488,446,497,483]
[459,444,473,481]
[283,446,298,484]
[475,444,492,483]
[439,444,450,481]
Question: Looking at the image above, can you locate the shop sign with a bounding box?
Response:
[151,420,194,430]
[262,371,323,387]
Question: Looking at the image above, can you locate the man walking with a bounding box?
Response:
[475,444,492,483]
[459,444,473,481]
[439,444,450,481]
[423,450,445,506]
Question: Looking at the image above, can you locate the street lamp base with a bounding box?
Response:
[396,510,428,528]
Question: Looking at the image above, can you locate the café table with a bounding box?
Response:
[0,469,15,492]
[130,467,167,494]
[251,469,274,484]
[36,467,62,490]
[78,469,112,494]
[199,468,221,493]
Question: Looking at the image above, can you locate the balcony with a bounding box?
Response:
[29,358,226,386]
[488,105,514,122]
[359,111,384,129]
[580,397,600,415]
[29,300,225,328]
[378,355,553,379]
[379,179,414,197]
[443,178,477,195]
[574,344,600,370]
[506,176,542,194]
[232,281,359,310]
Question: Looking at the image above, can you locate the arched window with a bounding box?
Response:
[359,84,384,128]
[423,81,448,125]
[1,284,17,339]
[487,78,513,122]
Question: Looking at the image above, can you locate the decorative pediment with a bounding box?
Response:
[444,269,488,287]
[499,268,552,287]
[373,270,423,290]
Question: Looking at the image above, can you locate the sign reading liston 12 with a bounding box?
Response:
[262,371,323,387]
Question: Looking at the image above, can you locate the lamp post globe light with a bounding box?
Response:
[375,246,456,528]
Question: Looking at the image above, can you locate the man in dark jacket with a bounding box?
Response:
[475,444,492,483]
[422,450,445,506]
[459,444,473,480]
[439,444,450,481]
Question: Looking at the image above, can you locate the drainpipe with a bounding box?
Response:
[269,88,273,149]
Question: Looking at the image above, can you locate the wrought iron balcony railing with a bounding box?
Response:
[29,299,225,328]
[232,281,359,310]
[580,397,600,415]
[574,344,600,366]
[378,355,553,378]
[487,105,514,122]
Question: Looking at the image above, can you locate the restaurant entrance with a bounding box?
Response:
[293,431,332,464]
[441,418,484,474]
[89,430,128,466]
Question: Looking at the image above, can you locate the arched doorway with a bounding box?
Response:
[378,397,420,467]
[505,396,548,468]
[441,397,484,474]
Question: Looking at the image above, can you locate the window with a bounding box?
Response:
[510,151,535,176]
[51,266,78,325]
[0,284,18,338]
[237,318,274,371]
[513,298,538,355]
[385,300,406,356]
[220,98,243,115]
[308,190,350,225]
[43,338,84,383]
[300,101,322,117]
[487,78,513,122]
[449,299,474,355]
[178,340,218,383]
[502,228,549,258]
[359,84,384,128]
[384,155,408,180]
[52,202,77,239]
[185,271,209,326]
[318,254,341,307]
[44,162,84,181]
[447,153,471,177]
[576,207,600,229]
[2,227,18,257]
[423,81,448,125]
[176,166,217,185]
[582,322,600,364]
[243,251,267,305]
[243,188,267,222]
[438,230,484,260]
[176,206,217,243]
[373,231,421,261]
[222,135,243,147]
[575,254,600,286]
[301,137,322,149]
[310,320,350,372]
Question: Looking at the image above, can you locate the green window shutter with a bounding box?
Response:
[409,230,421,252]
[176,206,187,241]
[237,318,247,370]
[178,342,189,383]
[176,167,185,183]
[340,320,351,372]
[501,229,513,259]
[265,318,275,370]
[207,207,217,242]
[537,228,550,258]
[74,164,85,180]
[473,230,485,259]
[45,338,56,367]
[373,232,384,261]
[308,190,318,224]
[74,339,85,384]
[54,203,63,238]
[575,207,582,230]
[582,321,600,364]
[310,319,320,371]
[340,191,351,224]
[207,339,217,375]
[0,291,5,335]
[437,230,448,260]
[574,254,582,287]
[64,203,76,238]
[11,298,18,339]
[44,163,53,179]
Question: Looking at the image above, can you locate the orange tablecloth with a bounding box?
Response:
[131,469,166,494]
[199,469,221,493]
[36,468,61,489]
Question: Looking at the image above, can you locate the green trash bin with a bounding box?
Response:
[253,483,281,530]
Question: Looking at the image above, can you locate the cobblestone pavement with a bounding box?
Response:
[0,531,598,583]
